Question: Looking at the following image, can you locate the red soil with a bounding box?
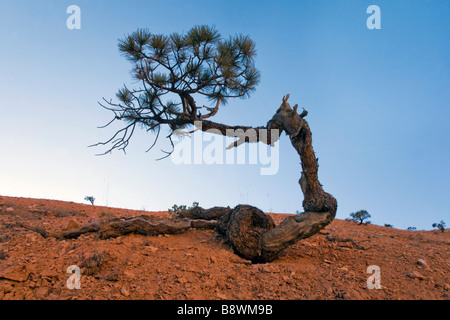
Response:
[0,195,448,300]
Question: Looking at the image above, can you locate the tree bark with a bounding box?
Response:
[179,94,338,262]
[18,95,337,263]
[256,94,337,261]
[17,216,216,240]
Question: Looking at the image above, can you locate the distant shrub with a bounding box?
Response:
[168,202,199,218]
[54,209,79,218]
[84,196,95,205]
[346,210,371,225]
[168,204,187,216]
[432,220,446,233]
[99,211,115,220]
[407,227,417,231]
[384,224,394,228]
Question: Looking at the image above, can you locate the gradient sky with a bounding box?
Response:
[0,0,449,230]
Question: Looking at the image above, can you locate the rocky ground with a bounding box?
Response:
[0,195,448,300]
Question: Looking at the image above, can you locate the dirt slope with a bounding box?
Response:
[0,195,448,300]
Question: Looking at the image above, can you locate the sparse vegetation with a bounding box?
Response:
[54,209,80,218]
[432,220,446,233]
[384,224,394,228]
[99,211,116,220]
[168,202,199,218]
[84,196,95,205]
[346,210,371,225]
[407,227,417,231]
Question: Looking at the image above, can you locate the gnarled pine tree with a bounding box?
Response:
[22,25,337,263]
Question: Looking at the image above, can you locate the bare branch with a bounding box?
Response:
[199,98,221,120]
[144,124,161,152]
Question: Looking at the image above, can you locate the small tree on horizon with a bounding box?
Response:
[84,196,95,205]
[346,210,371,225]
[432,220,446,233]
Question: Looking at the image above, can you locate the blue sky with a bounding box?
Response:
[0,0,448,230]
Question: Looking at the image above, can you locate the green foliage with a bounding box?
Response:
[346,210,371,225]
[384,224,394,228]
[117,25,260,103]
[407,226,417,231]
[168,201,199,218]
[96,25,261,154]
[84,196,95,205]
[168,204,187,216]
[432,220,446,232]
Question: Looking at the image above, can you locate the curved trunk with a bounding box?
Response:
[18,95,337,263]
[216,95,337,262]
[258,96,337,261]
[184,94,337,262]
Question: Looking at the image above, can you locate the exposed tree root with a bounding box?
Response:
[325,233,369,250]
[16,215,216,241]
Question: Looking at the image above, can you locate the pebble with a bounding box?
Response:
[177,277,187,284]
[120,287,130,297]
[124,270,136,279]
[34,286,50,298]
[216,292,227,299]
[65,220,80,231]
[339,266,349,272]
[406,271,426,280]
[145,246,158,254]
[417,259,430,269]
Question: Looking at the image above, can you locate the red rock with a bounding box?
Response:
[406,271,427,280]
[0,265,29,282]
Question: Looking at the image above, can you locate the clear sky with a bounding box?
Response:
[0,0,449,230]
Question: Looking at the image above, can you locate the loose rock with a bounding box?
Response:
[406,271,426,280]
[417,259,430,269]
[120,287,130,297]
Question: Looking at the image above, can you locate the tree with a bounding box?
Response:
[432,220,446,233]
[84,196,95,205]
[346,210,371,225]
[91,25,261,156]
[56,25,336,263]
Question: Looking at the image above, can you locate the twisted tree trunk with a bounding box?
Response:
[18,95,337,263]
[258,95,338,261]
[177,94,337,262]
